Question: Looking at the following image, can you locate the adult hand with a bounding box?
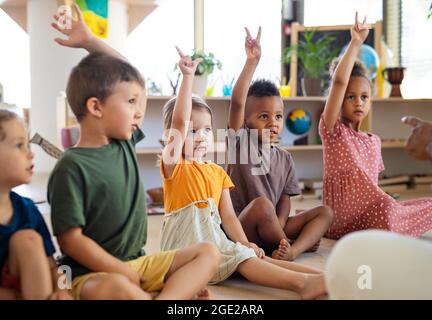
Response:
[402,116,432,160]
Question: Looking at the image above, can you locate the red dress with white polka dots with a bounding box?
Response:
[319,117,432,240]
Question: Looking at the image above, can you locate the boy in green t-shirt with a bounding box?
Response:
[48,4,220,300]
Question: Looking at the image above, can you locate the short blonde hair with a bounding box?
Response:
[162,95,213,130]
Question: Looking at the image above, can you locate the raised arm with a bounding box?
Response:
[161,47,202,178]
[228,27,262,131]
[51,3,125,60]
[322,12,369,132]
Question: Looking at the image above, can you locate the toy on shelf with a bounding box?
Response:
[383,67,406,97]
[286,108,312,145]
[222,77,235,96]
[279,77,291,97]
[340,44,380,80]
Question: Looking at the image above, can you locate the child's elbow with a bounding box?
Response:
[332,77,348,88]
[56,228,83,255]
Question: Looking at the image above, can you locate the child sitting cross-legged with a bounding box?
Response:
[159,46,327,300]
[47,3,220,300]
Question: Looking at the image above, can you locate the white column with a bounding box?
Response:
[194,0,204,51]
[27,0,128,173]
[106,0,128,51]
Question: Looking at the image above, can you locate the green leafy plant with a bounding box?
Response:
[428,1,432,19]
[284,29,338,78]
[190,50,222,76]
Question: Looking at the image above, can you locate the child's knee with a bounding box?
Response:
[252,196,275,218]
[9,229,44,251]
[197,242,221,266]
[319,205,334,224]
[97,274,137,298]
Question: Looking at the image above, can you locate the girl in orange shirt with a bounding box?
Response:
[159,46,326,300]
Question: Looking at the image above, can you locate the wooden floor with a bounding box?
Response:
[14,174,432,300]
[145,191,432,299]
[145,196,335,300]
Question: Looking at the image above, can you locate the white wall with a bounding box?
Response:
[28,0,86,173]
[28,0,128,173]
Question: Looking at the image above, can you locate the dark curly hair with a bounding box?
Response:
[327,58,373,95]
[247,79,280,97]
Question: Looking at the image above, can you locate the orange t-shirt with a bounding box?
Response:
[160,158,235,214]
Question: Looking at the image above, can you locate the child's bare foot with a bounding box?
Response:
[299,274,327,300]
[305,239,321,253]
[195,287,211,300]
[271,239,295,261]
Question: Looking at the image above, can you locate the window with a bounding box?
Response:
[126,0,282,96]
[0,9,30,109]
[126,0,194,96]
[401,0,432,98]
[304,0,383,26]
[204,0,282,94]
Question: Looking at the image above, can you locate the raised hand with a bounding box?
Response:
[244,26,262,62]
[175,46,203,76]
[51,3,93,49]
[351,11,369,43]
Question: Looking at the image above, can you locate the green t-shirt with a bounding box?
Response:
[47,130,147,278]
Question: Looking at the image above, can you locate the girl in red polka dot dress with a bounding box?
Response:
[319,12,432,240]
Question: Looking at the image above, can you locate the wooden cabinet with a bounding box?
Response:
[137,96,432,190]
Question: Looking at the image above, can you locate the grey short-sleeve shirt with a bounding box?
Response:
[226,124,301,215]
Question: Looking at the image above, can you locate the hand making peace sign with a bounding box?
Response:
[244,26,262,62]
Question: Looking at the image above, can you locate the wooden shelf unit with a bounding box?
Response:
[136,140,406,155]
[147,95,432,104]
[132,96,432,189]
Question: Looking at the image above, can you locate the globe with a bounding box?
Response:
[341,44,380,80]
[286,108,312,135]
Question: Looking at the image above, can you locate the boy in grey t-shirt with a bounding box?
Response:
[226,27,333,261]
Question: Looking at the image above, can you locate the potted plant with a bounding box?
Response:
[190,50,222,96]
[284,29,338,96]
[428,1,432,19]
